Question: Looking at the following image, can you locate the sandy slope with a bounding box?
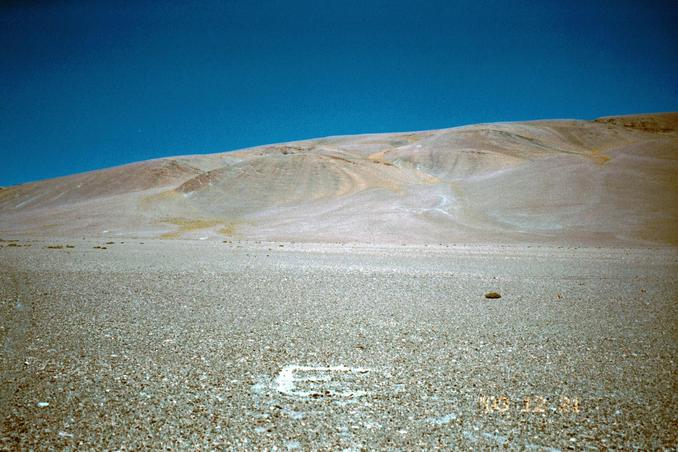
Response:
[1,113,677,245]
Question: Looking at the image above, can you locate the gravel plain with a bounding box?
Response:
[0,239,677,450]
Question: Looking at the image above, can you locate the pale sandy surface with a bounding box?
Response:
[2,113,677,246]
[1,239,677,449]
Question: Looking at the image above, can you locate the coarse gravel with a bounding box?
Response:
[0,239,676,449]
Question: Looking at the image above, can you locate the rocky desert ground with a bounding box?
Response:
[1,113,677,449]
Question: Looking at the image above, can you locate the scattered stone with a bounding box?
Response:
[36,402,49,408]
[484,291,501,299]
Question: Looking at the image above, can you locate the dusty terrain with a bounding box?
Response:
[1,114,676,449]
[1,113,677,245]
[0,240,676,449]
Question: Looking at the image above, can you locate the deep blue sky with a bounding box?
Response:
[1,0,677,186]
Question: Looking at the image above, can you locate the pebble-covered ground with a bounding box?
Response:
[0,239,676,450]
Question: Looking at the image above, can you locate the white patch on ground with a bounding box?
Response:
[283,408,304,420]
[425,412,458,425]
[250,381,267,395]
[430,194,454,216]
[249,364,382,450]
[524,444,562,452]
[14,195,41,209]
[274,365,371,399]
[482,431,508,445]
[464,167,515,182]
[395,190,459,218]
[462,430,478,443]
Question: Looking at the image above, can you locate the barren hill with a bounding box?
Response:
[1,113,677,245]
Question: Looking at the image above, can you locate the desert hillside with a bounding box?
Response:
[1,113,677,245]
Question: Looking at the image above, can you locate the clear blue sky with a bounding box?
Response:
[1,0,677,186]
